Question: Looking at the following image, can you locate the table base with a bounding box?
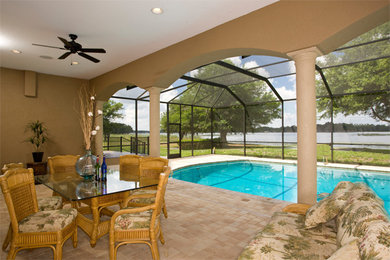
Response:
[76,191,129,247]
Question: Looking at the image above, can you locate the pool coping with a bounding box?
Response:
[169,154,390,173]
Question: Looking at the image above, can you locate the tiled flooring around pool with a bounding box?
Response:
[3,154,387,259]
[0,158,290,260]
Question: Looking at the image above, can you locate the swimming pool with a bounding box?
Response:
[172,160,390,213]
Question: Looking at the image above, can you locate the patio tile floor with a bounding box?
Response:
[0,156,290,259]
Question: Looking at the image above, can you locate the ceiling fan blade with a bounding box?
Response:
[58,36,72,48]
[80,48,106,53]
[78,52,100,63]
[58,52,72,59]
[32,43,66,50]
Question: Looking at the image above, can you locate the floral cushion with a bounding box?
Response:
[265,212,337,241]
[18,208,77,233]
[305,181,354,228]
[336,185,389,246]
[37,196,62,211]
[359,220,390,260]
[350,182,385,206]
[327,240,360,260]
[239,212,337,260]
[129,189,156,204]
[114,209,153,231]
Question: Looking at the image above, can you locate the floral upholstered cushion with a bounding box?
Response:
[336,184,389,246]
[129,189,156,204]
[18,208,77,233]
[132,189,156,195]
[265,212,337,241]
[359,220,390,260]
[238,212,337,260]
[305,181,354,228]
[327,240,360,260]
[37,196,62,211]
[350,182,385,206]
[114,209,153,231]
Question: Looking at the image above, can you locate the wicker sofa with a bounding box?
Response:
[239,181,390,260]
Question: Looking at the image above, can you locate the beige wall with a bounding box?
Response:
[0,68,86,166]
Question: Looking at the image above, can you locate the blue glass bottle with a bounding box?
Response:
[101,156,107,182]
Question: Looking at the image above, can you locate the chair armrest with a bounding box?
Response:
[282,203,312,215]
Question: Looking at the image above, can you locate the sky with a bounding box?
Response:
[110,55,388,131]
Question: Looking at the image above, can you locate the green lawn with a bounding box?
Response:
[104,134,390,167]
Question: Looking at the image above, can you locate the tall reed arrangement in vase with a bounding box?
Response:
[78,84,102,151]
[76,84,103,179]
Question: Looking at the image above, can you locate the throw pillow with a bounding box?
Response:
[305,181,353,229]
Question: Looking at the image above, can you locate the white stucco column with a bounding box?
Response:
[288,47,322,205]
[147,87,161,157]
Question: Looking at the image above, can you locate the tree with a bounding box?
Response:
[103,100,132,135]
[316,22,390,123]
[160,61,281,143]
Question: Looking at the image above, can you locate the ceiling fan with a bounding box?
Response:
[32,34,106,63]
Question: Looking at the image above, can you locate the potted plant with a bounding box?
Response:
[25,120,48,162]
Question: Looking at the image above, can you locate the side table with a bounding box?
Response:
[27,162,47,183]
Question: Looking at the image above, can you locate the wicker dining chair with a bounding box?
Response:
[2,163,63,252]
[1,162,24,174]
[48,155,80,179]
[119,155,141,181]
[48,155,80,206]
[0,168,77,260]
[109,167,171,260]
[126,157,170,218]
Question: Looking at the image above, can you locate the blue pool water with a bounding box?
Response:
[172,160,390,214]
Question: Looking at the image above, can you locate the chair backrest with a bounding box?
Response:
[48,155,79,175]
[150,166,171,228]
[1,162,24,174]
[139,157,169,179]
[0,168,39,232]
[119,155,141,181]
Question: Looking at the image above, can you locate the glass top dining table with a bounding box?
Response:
[35,168,159,201]
[35,167,160,247]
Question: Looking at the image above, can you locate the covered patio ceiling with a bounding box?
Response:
[111,23,390,109]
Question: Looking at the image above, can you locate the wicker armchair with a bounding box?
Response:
[109,167,171,260]
[126,157,169,218]
[119,155,141,181]
[1,163,24,174]
[139,157,169,179]
[48,155,80,206]
[2,163,62,252]
[0,168,77,260]
[48,155,80,179]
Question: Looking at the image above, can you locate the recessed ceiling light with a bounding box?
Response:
[11,49,22,54]
[71,61,79,65]
[151,7,163,14]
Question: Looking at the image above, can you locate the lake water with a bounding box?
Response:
[198,132,390,150]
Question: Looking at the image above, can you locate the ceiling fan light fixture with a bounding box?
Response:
[71,61,79,65]
[151,7,163,14]
[11,49,22,54]
[32,34,105,63]
[39,55,53,59]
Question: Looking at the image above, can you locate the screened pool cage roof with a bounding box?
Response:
[112,33,390,109]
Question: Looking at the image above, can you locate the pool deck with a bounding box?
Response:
[2,154,388,259]
[0,158,290,260]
